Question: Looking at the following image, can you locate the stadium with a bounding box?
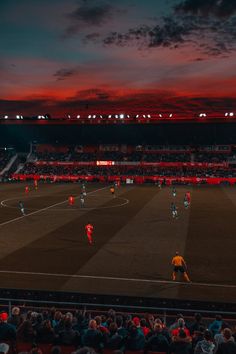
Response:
[1,0,236,353]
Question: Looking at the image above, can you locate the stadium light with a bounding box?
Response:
[115,115,119,119]
[143,115,146,118]
[199,113,207,117]
[4,115,8,119]
[16,115,23,119]
[136,115,139,118]
[159,114,162,118]
[120,114,124,119]
[88,115,91,118]
[147,114,151,118]
[92,115,96,118]
[225,112,234,117]
[100,115,103,118]
[169,113,173,118]
[77,115,80,119]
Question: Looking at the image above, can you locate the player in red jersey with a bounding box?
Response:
[85,222,94,245]
[34,179,38,190]
[186,191,191,205]
[68,195,75,206]
[25,185,29,194]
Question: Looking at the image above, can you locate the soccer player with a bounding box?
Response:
[184,194,189,209]
[80,193,85,208]
[85,222,94,245]
[172,187,176,197]
[110,186,115,197]
[68,195,75,206]
[172,251,190,282]
[34,179,38,190]
[25,185,29,194]
[82,183,86,196]
[171,202,178,218]
[186,191,191,205]
[19,201,26,216]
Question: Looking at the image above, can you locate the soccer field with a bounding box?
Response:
[0,182,235,303]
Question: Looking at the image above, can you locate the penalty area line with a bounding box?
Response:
[0,186,108,227]
[0,270,235,289]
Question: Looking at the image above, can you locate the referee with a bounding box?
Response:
[172,251,190,282]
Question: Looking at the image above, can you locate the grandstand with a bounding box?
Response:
[0,118,236,353]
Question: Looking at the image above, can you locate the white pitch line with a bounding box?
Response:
[0,186,108,227]
[1,196,129,211]
[0,270,235,289]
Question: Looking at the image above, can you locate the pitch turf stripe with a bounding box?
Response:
[0,270,235,289]
[183,187,236,285]
[0,185,108,227]
[0,186,159,281]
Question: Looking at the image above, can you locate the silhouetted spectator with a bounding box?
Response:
[82,319,104,350]
[36,319,55,343]
[145,323,170,353]
[209,316,223,337]
[106,322,124,350]
[7,307,21,329]
[216,329,236,354]
[17,320,35,342]
[125,324,145,351]
[190,314,206,335]
[58,317,80,346]
[172,318,190,338]
[170,329,192,354]
[0,312,16,342]
[140,318,151,337]
[194,330,215,354]
[0,342,9,354]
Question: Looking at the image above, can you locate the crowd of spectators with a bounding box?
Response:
[35,153,71,162]
[19,164,236,178]
[31,145,236,164]
[0,308,236,354]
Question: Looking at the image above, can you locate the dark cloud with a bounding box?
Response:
[99,11,236,56]
[175,0,236,19]
[72,0,236,57]
[73,88,111,100]
[65,0,114,37]
[103,17,197,49]
[83,32,101,44]
[54,68,78,81]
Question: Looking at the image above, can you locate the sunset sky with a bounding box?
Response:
[1,0,236,116]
